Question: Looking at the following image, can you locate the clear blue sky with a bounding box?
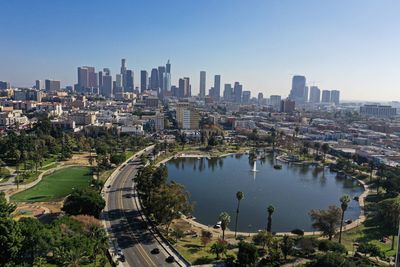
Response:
[1,0,399,101]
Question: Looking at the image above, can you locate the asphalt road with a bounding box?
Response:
[105,156,180,267]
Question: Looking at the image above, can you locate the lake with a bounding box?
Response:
[166,154,364,232]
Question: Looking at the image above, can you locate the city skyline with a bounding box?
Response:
[1,0,400,101]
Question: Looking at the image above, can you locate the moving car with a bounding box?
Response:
[165,256,175,263]
[151,248,160,254]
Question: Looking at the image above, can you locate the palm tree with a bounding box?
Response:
[313,142,320,158]
[267,205,275,233]
[234,191,244,238]
[376,164,385,195]
[338,194,351,243]
[219,212,231,241]
[368,160,375,183]
[321,143,329,161]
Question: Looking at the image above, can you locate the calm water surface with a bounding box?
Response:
[166,154,364,232]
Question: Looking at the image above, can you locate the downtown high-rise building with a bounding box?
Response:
[309,86,321,103]
[77,66,97,91]
[289,75,307,104]
[35,80,44,90]
[223,83,232,101]
[233,82,242,103]
[125,70,134,92]
[199,71,206,98]
[321,90,331,103]
[164,60,171,94]
[158,66,166,93]
[45,79,61,92]
[213,75,221,101]
[150,68,159,92]
[101,73,113,98]
[140,70,148,93]
[242,91,251,104]
[270,95,282,111]
[330,90,340,105]
[120,58,127,88]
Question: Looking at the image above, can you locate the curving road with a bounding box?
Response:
[103,150,183,267]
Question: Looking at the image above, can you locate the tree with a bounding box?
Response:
[368,160,375,183]
[219,212,231,241]
[309,206,341,240]
[237,241,258,266]
[171,228,185,242]
[338,195,351,243]
[200,230,212,247]
[252,230,272,249]
[62,188,105,218]
[376,164,385,195]
[321,143,330,161]
[267,205,275,233]
[280,235,294,260]
[151,182,192,233]
[17,217,50,265]
[210,240,227,259]
[234,191,244,238]
[0,192,16,217]
[376,196,400,250]
[0,217,23,264]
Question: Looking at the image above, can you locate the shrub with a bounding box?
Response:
[357,243,384,258]
[318,240,346,254]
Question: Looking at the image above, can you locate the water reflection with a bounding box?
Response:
[167,154,364,232]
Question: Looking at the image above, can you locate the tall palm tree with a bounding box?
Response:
[267,205,275,233]
[368,160,375,183]
[376,164,385,195]
[321,143,329,161]
[338,194,351,243]
[314,142,320,158]
[219,212,231,241]
[234,191,244,238]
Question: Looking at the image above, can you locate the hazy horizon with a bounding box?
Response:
[1,0,399,101]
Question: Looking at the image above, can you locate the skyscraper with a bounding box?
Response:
[199,71,206,98]
[213,75,221,101]
[164,60,171,93]
[309,86,321,103]
[242,91,251,103]
[258,92,264,105]
[270,95,282,111]
[289,75,307,104]
[184,77,190,97]
[233,82,242,103]
[35,80,44,90]
[330,90,340,105]
[158,66,166,93]
[150,68,159,92]
[321,90,331,103]
[45,79,61,92]
[120,58,127,89]
[101,74,113,98]
[140,70,148,93]
[125,70,134,93]
[223,84,232,101]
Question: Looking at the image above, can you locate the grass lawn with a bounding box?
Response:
[11,166,92,202]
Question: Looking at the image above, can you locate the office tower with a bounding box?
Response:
[330,90,340,105]
[309,86,321,103]
[150,68,159,92]
[77,67,89,89]
[88,71,98,88]
[223,84,232,101]
[233,82,243,103]
[258,92,264,105]
[125,70,134,92]
[242,91,251,103]
[0,81,10,90]
[35,80,44,90]
[164,72,171,94]
[158,66,166,93]
[164,60,171,93]
[45,79,61,92]
[120,58,127,89]
[360,105,397,118]
[176,102,200,129]
[101,74,113,98]
[270,95,282,111]
[140,70,148,93]
[213,75,221,101]
[199,71,206,98]
[178,79,185,98]
[166,60,171,74]
[321,90,331,103]
[289,75,307,104]
[98,71,103,88]
[280,98,296,113]
[184,77,190,97]
[304,86,309,103]
[115,74,123,88]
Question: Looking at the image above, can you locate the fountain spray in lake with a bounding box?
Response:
[251,161,258,172]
